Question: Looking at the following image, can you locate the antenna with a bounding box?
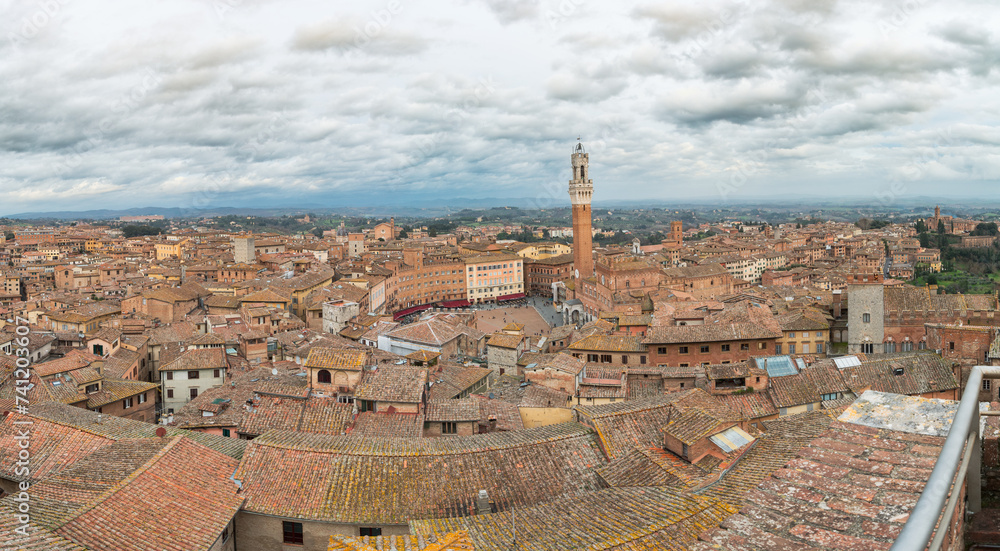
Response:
[511,506,517,550]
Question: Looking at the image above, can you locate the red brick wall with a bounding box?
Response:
[648,340,775,367]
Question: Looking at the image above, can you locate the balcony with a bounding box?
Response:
[892,365,1000,550]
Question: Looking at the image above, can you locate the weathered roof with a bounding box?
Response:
[412,486,736,551]
[233,423,606,525]
[305,347,370,371]
[354,367,428,403]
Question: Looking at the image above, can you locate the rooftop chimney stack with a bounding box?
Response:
[476,490,491,515]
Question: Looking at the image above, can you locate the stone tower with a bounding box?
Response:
[569,141,594,280]
[233,235,255,264]
[846,273,885,354]
[935,205,941,218]
[669,221,683,245]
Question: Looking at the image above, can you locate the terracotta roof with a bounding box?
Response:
[486,333,522,350]
[328,532,475,551]
[234,423,606,525]
[644,302,782,344]
[351,411,424,438]
[412,486,736,550]
[693,408,946,550]
[305,347,370,371]
[837,352,958,396]
[48,437,244,551]
[159,347,228,372]
[0,508,86,551]
[354,367,428,403]
[0,412,114,483]
[425,398,481,422]
[567,334,646,352]
[25,402,247,459]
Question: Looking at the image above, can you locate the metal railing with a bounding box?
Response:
[890,365,1000,550]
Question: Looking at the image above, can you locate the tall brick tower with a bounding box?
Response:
[569,141,593,280]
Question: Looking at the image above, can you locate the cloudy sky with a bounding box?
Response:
[2,0,999,215]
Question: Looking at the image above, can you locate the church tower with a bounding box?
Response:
[569,141,594,280]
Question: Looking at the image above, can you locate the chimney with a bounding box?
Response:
[476,490,491,514]
[832,290,842,318]
[488,415,497,432]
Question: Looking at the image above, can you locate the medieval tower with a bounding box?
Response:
[569,141,594,280]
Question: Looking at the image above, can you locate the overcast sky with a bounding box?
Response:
[1,0,999,215]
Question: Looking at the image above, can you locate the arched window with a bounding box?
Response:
[317,369,331,384]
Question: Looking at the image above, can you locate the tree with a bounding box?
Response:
[121,225,162,238]
[915,220,927,233]
[971,222,999,236]
[398,228,409,239]
[311,228,324,238]
[3,232,13,240]
[937,220,946,234]
[428,227,437,237]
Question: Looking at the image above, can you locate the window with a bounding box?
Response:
[188,371,200,379]
[682,443,689,458]
[949,342,955,351]
[621,355,628,364]
[862,313,871,323]
[222,525,230,542]
[679,346,689,354]
[360,527,382,537]
[758,342,766,350]
[775,344,782,354]
[679,363,689,368]
[640,355,646,364]
[657,347,666,354]
[190,388,199,400]
[817,332,824,337]
[788,344,795,354]
[600,354,612,363]
[755,376,760,383]
[138,393,146,404]
[85,383,99,394]
[123,397,133,409]
[884,342,895,353]
[816,343,824,354]
[317,369,332,384]
[223,428,231,437]
[788,332,795,338]
[919,341,927,350]
[984,380,992,391]
[679,382,685,388]
[821,392,840,401]
[166,372,173,380]
[442,422,457,434]
[721,344,730,352]
[167,389,174,399]
[700,345,709,353]
[282,521,304,545]
[587,354,599,362]
[213,369,221,378]
[862,343,874,354]
[740,343,750,351]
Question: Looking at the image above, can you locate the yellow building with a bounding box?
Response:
[154,238,189,260]
[465,254,524,303]
[775,308,831,356]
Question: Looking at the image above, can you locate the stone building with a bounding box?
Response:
[846,273,884,354]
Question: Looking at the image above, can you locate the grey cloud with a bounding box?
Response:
[481,0,539,23]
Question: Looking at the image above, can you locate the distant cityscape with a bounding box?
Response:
[1,143,999,549]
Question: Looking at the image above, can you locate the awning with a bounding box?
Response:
[393,304,432,321]
[496,293,526,301]
[440,299,471,308]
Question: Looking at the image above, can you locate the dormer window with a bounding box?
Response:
[85,383,99,394]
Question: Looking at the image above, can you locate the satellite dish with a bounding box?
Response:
[155,427,167,437]
[574,269,580,279]
[271,368,278,376]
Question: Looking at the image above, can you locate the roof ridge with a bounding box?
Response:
[54,435,184,528]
